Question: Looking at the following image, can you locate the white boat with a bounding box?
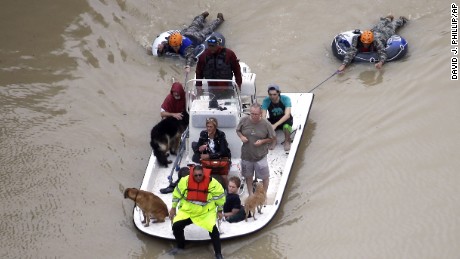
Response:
[131,63,314,240]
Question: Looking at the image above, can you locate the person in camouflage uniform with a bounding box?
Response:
[338,15,408,72]
[180,12,224,45]
[156,12,224,73]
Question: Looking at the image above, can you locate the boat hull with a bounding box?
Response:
[131,92,314,240]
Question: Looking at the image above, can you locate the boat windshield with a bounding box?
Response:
[186,79,239,105]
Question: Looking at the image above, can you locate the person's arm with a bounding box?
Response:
[261,109,267,119]
[183,45,196,72]
[260,97,270,119]
[272,107,291,128]
[210,179,225,220]
[224,208,240,218]
[161,110,184,120]
[374,40,387,69]
[255,136,274,146]
[194,131,207,153]
[195,53,205,87]
[169,178,183,219]
[236,122,248,143]
[157,41,168,56]
[338,36,359,72]
[253,119,276,147]
[229,51,242,89]
[210,131,230,159]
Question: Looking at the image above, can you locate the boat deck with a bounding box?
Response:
[133,93,314,240]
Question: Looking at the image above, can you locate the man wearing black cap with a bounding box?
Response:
[195,35,242,99]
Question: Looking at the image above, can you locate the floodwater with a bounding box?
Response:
[1,0,459,258]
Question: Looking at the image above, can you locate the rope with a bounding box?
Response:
[307,71,338,93]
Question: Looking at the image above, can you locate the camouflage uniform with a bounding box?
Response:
[160,14,223,67]
[343,16,407,65]
[180,14,223,45]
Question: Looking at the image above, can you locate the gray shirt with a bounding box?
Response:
[236,116,276,162]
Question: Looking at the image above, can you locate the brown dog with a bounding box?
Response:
[244,182,266,221]
[124,188,168,226]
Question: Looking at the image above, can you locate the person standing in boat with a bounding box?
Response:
[156,12,225,73]
[160,82,186,120]
[261,84,293,152]
[236,103,276,195]
[338,15,408,72]
[169,165,225,259]
[195,36,242,99]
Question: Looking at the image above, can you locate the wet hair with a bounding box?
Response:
[228,176,241,188]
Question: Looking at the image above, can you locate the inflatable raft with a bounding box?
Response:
[331,30,408,63]
[151,30,225,59]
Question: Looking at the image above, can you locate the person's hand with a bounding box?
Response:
[157,43,165,56]
[240,135,248,143]
[169,208,176,220]
[217,211,223,220]
[172,113,183,120]
[184,65,191,73]
[375,61,384,69]
[338,64,346,73]
[200,153,210,160]
[254,139,264,147]
[198,144,208,152]
[271,124,277,131]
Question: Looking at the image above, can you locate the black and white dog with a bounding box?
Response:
[150,112,189,167]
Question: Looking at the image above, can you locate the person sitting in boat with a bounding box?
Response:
[192,117,231,188]
[156,12,225,73]
[261,84,293,152]
[169,165,225,259]
[195,36,242,100]
[223,176,245,223]
[338,15,409,73]
[160,117,230,194]
[236,103,276,196]
[160,82,186,120]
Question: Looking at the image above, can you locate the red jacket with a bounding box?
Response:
[195,46,242,89]
[161,82,186,113]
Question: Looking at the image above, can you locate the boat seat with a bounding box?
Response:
[189,114,241,160]
[191,114,237,128]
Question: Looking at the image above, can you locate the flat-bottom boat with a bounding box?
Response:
[131,63,314,240]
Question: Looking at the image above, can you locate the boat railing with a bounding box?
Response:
[185,79,243,114]
[168,126,189,184]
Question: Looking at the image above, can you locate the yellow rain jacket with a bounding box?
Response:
[172,175,225,232]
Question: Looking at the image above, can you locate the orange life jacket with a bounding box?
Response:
[186,166,212,202]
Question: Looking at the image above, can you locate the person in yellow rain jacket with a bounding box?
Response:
[169,165,225,259]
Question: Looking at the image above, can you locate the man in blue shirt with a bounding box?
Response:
[261,84,293,152]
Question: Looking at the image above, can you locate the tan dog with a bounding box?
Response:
[124,188,168,226]
[244,182,266,221]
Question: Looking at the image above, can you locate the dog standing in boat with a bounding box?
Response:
[124,188,168,226]
[244,182,266,221]
[150,112,189,167]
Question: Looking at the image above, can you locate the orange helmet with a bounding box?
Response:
[360,30,374,44]
[168,32,182,47]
